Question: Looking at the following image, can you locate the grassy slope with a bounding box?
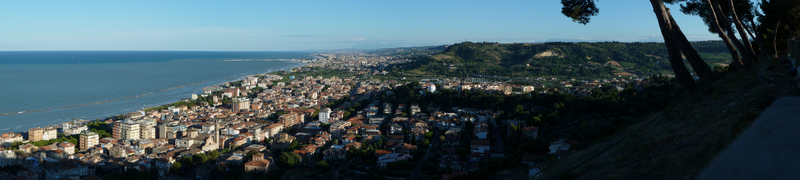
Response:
[538,57,799,180]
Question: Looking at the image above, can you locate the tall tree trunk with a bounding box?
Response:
[667,11,720,81]
[727,0,758,63]
[773,13,783,58]
[706,0,745,69]
[651,0,698,93]
[748,20,765,57]
[666,36,699,93]
[725,26,748,60]
[713,5,747,62]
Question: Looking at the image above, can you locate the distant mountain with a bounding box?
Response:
[391,41,731,79]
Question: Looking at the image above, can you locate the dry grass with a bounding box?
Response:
[613,72,635,76]
[606,61,623,67]
[537,57,799,180]
[431,54,453,60]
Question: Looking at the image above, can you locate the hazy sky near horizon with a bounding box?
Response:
[1,1,728,51]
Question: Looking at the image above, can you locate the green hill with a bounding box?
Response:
[393,41,731,79]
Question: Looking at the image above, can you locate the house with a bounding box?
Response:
[154,157,174,177]
[389,123,403,135]
[443,133,460,148]
[473,126,488,140]
[369,115,386,125]
[522,126,539,138]
[435,119,458,130]
[470,140,490,153]
[439,153,459,168]
[0,132,23,146]
[374,150,392,157]
[293,150,310,162]
[454,161,479,171]
[342,134,356,145]
[489,145,505,159]
[521,154,537,167]
[378,153,413,168]
[244,144,266,152]
[387,135,404,143]
[469,152,489,162]
[323,145,346,161]
[549,139,572,154]
[58,141,76,155]
[244,153,271,172]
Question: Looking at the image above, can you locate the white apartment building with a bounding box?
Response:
[319,108,332,123]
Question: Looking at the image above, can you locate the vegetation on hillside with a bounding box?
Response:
[392,41,731,79]
[365,45,447,56]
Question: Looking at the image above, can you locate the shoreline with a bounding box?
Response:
[4,60,309,135]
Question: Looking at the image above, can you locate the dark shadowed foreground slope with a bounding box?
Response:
[537,57,799,180]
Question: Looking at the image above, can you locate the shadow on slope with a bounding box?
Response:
[538,57,799,180]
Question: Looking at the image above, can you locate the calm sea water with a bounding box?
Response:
[0,51,308,132]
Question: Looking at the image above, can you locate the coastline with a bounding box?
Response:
[135,61,308,112]
[5,60,309,135]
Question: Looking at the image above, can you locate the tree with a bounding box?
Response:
[208,150,221,162]
[180,157,193,172]
[424,131,434,139]
[149,166,160,180]
[678,0,759,66]
[315,161,332,171]
[193,153,208,164]
[103,171,122,180]
[278,151,301,168]
[170,162,182,174]
[139,168,151,180]
[757,0,800,58]
[289,140,300,150]
[561,0,599,25]
[245,150,259,162]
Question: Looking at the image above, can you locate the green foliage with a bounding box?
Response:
[315,161,331,171]
[170,162,182,174]
[561,0,599,25]
[149,166,160,180]
[289,140,300,150]
[29,134,79,147]
[423,131,434,139]
[144,93,218,112]
[245,150,259,162]
[180,157,193,172]
[366,45,447,56]
[757,0,800,56]
[192,153,208,164]
[421,139,430,147]
[207,150,221,162]
[103,171,122,180]
[277,151,301,168]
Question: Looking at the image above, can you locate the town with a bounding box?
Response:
[0,51,666,180]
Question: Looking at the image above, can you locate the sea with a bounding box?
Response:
[0,51,310,133]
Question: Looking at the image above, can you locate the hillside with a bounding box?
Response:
[536,57,799,179]
[365,45,448,56]
[394,41,732,79]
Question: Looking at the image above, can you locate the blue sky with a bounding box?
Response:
[0,1,725,51]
